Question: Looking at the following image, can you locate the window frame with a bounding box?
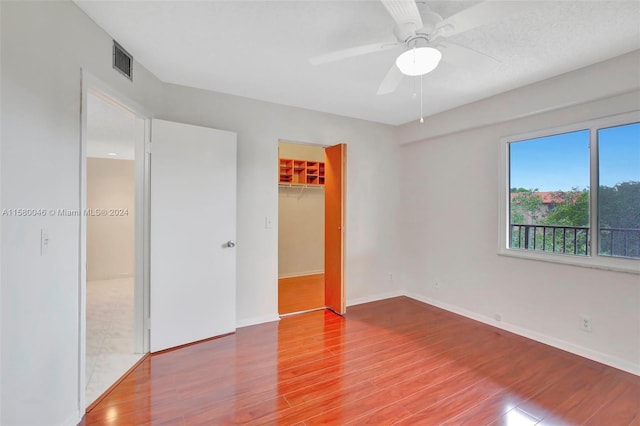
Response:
[498,110,640,274]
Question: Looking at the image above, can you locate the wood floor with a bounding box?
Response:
[81,297,640,425]
[278,273,325,314]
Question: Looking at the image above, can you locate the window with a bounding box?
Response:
[598,122,640,259]
[509,130,590,256]
[500,112,640,273]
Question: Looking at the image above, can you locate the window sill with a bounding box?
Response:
[498,248,640,275]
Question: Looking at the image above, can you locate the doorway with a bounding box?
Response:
[278,141,346,315]
[82,86,149,408]
[80,75,238,410]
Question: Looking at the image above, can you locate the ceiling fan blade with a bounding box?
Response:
[309,42,400,65]
[435,40,499,70]
[377,64,404,95]
[436,1,534,38]
[380,0,423,29]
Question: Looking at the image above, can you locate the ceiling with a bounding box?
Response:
[75,1,640,126]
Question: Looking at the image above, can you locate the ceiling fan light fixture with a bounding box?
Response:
[395,47,441,76]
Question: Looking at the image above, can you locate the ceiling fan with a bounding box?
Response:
[310,0,526,95]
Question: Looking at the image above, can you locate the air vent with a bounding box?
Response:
[113,41,133,81]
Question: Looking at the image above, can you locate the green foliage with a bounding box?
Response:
[598,181,640,229]
[542,189,589,227]
[510,187,589,255]
[598,181,640,258]
[510,188,542,224]
[510,182,640,257]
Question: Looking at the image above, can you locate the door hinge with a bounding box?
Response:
[145,142,152,154]
[145,317,151,330]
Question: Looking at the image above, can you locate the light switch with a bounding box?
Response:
[41,229,49,255]
[265,216,273,229]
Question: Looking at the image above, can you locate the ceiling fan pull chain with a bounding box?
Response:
[419,73,424,124]
[412,74,417,99]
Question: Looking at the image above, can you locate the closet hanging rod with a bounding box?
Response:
[278,183,324,189]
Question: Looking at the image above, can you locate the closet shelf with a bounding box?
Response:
[278,157,325,185]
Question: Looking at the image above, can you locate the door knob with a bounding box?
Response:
[226,240,236,248]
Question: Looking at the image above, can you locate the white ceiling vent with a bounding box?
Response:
[113,40,133,81]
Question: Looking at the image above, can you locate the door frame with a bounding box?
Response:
[276,139,346,315]
[78,70,151,411]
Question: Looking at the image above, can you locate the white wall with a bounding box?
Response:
[278,141,325,278]
[278,186,324,277]
[86,158,135,281]
[0,1,401,424]
[397,51,640,374]
[158,84,402,324]
[1,1,164,425]
[0,3,3,422]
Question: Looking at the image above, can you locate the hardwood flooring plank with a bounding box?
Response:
[536,369,624,425]
[392,377,503,425]
[182,395,290,424]
[442,352,581,425]
[82,297,640,426]
[278,273,325,314]
[345,403,412,425]
[508,361,609,423]
[299,340,513,425]
[247,379,382,425]
[582,377,640,426]
[491,406,541,426]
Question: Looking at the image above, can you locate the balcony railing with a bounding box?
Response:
[510,224,590,256]
[599,227,640,259]
[511,224,640,259]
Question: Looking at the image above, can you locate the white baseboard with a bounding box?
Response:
[235,290,401,328]
[87,273,134,282]
[404,291,640,376]
[347,290,405,307]
[278,270,324,279]
[63,410,83,426]
[236,313,280,329]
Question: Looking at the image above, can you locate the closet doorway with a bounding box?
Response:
[278,141,346,315]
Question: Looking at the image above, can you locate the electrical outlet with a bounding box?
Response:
[388,273,393,281]
[580,315,592,332]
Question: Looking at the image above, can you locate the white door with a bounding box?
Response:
[150,119,237,352]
